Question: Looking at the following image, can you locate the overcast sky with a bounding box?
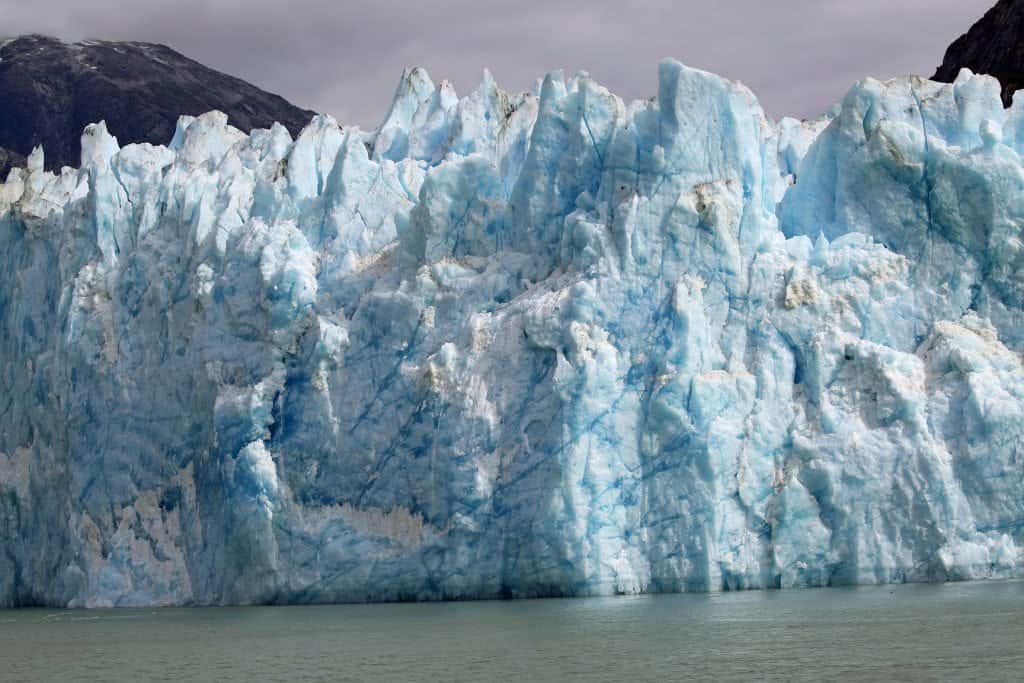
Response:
[0,0,995,127]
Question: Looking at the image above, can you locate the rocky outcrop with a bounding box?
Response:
[934,0,1024,106]
[0,35,314,176]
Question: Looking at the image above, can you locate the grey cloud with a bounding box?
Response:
[0,0,995,127]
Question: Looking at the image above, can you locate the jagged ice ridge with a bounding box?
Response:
[1,61,1024,607]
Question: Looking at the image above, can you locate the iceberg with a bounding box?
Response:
[1,61,1023,607]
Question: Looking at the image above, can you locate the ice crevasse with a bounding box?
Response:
[1,60,1024,607]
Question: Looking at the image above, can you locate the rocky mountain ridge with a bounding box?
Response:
[0,35,314,176]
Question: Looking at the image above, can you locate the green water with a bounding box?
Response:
[3,581,1023,682]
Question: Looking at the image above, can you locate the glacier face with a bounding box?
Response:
[1,60,1024,607]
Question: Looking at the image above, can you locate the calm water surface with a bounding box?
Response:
[2,581,1024,682]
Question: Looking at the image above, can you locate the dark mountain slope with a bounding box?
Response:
[934,0,1024,106]
[0,34,315,175]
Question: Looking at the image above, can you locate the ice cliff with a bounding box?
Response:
[2,61,1024,607]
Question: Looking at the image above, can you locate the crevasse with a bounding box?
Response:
[1,60,1023,607]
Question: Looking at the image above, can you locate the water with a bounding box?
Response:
[2,581,1024,682]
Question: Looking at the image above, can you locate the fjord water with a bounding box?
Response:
[3,581,1023,682]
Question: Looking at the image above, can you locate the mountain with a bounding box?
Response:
[0,34,315,176]
[0,148,24,174]
[1,60,1023,607]
[934,0,1024,106]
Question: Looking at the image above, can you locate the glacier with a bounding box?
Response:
[1,60,1024,607]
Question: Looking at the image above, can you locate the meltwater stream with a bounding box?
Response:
[2,581,1023,682]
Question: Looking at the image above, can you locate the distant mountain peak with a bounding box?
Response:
[0,34,316,175]
[934,0,1024,106]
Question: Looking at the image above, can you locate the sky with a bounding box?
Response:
[0,0,996,127]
